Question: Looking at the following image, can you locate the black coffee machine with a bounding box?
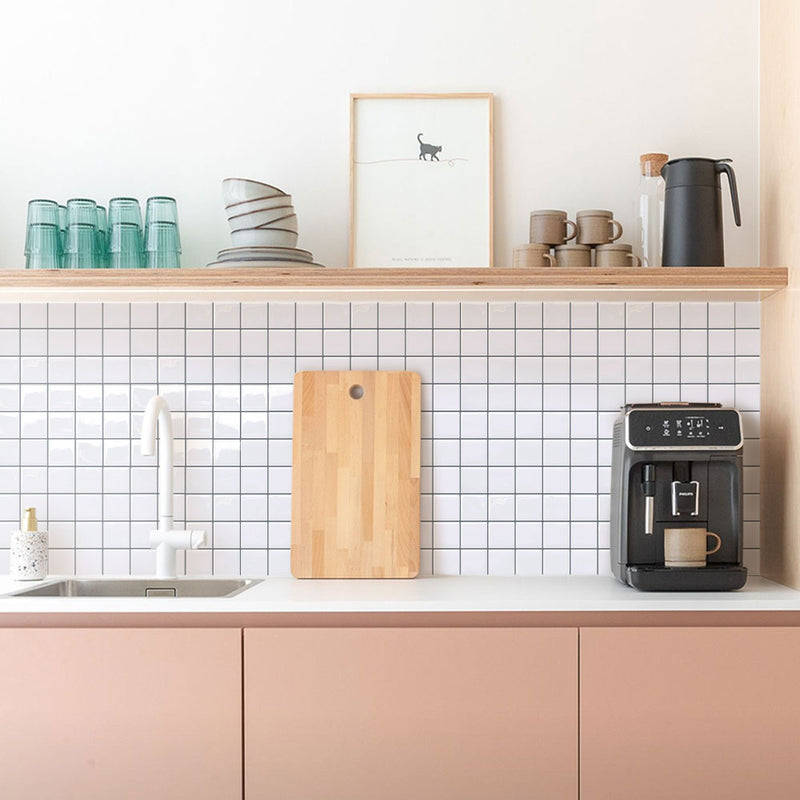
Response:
[610,402,747,591]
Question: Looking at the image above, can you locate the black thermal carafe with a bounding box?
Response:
[661,157,741,266]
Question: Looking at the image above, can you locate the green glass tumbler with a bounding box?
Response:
[108,197,142,230]
[63,223,100,269]
[144,221,180,268]
[25,200,60,254]
[145,250,181,269]
[66,198,98,227]
[109,223,144,269]
[145,196,180,248]
[25,223,62,269]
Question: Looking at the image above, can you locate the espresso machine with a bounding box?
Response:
[610,403,747,591]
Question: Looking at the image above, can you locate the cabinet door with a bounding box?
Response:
[244,627,577,800]
[0,628,241,800]
[581,627,800,800]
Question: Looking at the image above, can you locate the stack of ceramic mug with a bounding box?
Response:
[513,209,641,268]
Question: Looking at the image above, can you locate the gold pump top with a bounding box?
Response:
[640,152,669,177]
[21,508,37,532]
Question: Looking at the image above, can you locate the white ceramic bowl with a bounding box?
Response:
[229,208,297,232]
[222,178,286,206]
[230,227,299,248]
[225,195,293,216]
[227,204,294,230]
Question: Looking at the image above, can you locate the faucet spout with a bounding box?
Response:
[140,395,204,578]
[141,395,174,534]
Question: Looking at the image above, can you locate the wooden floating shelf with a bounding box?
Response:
[0,267,786,301]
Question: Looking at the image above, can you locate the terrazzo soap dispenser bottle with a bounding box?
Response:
[10,508,48,580]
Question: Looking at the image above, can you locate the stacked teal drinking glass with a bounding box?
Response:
[24,195,181,269]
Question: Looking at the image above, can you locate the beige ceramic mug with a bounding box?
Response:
[664,527,722,567]
[595,243,642,267]
[576,209,623,245]
[529,210,578,246]
[554,244,592,268]
[513,243,556,268]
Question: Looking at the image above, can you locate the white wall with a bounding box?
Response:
[0,0,758,269]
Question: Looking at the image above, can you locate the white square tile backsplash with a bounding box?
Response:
[0,300,760,577]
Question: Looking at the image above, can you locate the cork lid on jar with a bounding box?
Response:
[640,153,669,176]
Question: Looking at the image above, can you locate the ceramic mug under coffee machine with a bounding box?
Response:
[610,402,747,591]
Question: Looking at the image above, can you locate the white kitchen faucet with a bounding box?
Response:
[140,395,206,578]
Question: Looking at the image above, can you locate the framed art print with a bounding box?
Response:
[350,93,494,268]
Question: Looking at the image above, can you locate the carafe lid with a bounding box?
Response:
[640,153,669,176]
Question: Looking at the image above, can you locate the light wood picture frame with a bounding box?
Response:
[350,93,494,268]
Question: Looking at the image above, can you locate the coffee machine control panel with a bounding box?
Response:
[625,408,742,450]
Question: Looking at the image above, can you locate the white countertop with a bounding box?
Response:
[0,574,799,614]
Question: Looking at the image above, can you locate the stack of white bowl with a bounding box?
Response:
[210,178,322,266]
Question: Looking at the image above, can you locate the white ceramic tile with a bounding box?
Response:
[323,302,350,328]
[735,328,761,356]
[488,303,514,329]
[268,303,295,329]
[735,356,760,383]
[625,302,653,329]
[598,329,624,356]
[516,302,542,329]
[461,329,487,356]
[461,302,488,328]
[570,303,597,329]
[709,357,736,383]
[241,329,267,357]
[516,329,542,356]
[544,329,570,356]
[0,303,20,328]
[653,329,679,356]
[735,302,760,328]
[653,302,680,328]
[626,357,652,383]
[598,302,625,328]
[20,303,47,328]
[378,302,404,327]
[543,549,571,576]
[708,302,735,328]
[571,329,597,356]
[543,302,570,328]
[570,549,599,575]
[351,302,377,328]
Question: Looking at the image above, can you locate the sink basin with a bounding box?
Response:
[4,578,261,598]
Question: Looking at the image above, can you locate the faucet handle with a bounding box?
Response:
[189,530,206,549]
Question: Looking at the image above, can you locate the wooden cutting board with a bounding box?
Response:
[291,371,421,578]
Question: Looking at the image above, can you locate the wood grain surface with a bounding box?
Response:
[291,371,421,578]
[0,266,786,291]
[760,0,800,588]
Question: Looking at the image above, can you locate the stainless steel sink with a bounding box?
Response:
[4,578,261,598]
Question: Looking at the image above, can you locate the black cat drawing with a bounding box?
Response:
[417,133,442,161]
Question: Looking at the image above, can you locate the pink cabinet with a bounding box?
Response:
[580,627,800,800]
[0,628,241,800]
[244,627,578,800]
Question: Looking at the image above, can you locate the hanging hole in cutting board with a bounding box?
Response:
[349,384,365,400]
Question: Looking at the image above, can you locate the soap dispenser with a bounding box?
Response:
[10,508,48,580]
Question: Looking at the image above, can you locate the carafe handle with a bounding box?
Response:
[716,159,741,227]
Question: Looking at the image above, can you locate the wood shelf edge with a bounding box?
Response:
[0,266,788,292]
